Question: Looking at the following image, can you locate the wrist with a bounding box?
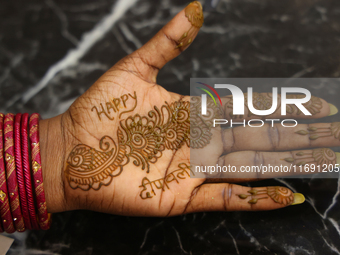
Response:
[39,114,67,213]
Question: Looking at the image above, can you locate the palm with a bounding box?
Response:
[63,63,213,216]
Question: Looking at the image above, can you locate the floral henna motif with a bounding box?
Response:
[166,101,191,149]
[190,96,223,148]
[118,101,190,172]
[237,186,294,205]
[118,113,165,172]
[284,148,336,166]
[295,122,340,141]
[286,95,322,115]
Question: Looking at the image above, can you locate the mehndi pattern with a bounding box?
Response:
[66,100,193,190]
[237,186,294,205]
[284,148,336,166]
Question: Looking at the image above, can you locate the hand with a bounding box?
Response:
[40,1,339,216]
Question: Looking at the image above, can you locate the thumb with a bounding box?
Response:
[118,1,204,83]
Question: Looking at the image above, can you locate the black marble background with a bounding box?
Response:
[1,0,340,254]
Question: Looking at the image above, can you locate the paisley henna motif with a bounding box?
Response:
[237,186,294,205]
[65,136,126,191]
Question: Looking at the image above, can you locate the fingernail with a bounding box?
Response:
[176,1,204,49]
[336,153,340,165]
[185,1,204,27]
[292,193,305,205]
[328,104,338,116]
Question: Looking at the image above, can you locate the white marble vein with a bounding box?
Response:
[119,22,142,50]
[11,0,138,107]
[65,1,108,12]
[113,26,133,54]
[324,174,340,218]
[282,243,314,255]
[239,221,270,251]
[329,218,340,236]
[227,231,240,255]
[317,230,340,255]
[172,226,188,254]
[275,177,340,241]
[139,228,150,249]
[45,0,79,46]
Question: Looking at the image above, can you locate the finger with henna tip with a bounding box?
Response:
[119,1,204,83]
[184,184,305,213]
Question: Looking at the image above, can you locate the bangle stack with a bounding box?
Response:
[0,113,51,233]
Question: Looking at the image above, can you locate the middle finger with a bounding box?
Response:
[222,122,340,153]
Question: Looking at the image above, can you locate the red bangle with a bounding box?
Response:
[0,113,15,233]
[4,113,25,232]
[21,113,39,229]
[29,113,51,230]
[14,114,32,230]
[0,111,3,232]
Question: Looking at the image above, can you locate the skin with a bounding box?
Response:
[38,2,339,217]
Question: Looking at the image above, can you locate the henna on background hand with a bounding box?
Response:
[139,163,192,199]
[237,186,294,205]
[225,93,276,119]
[295,122,340,140]
[286,95,322,115]
[225,94,322,119]
[284,148,336,166]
